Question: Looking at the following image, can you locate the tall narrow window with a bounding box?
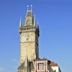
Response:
[38,63,44,70]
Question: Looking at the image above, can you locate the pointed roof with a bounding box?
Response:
[24,5,36,26]
[19,17,22,27]
[26,5,32,17]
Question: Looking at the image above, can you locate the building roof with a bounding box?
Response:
[50,61,58,66]
[33,58,58,67]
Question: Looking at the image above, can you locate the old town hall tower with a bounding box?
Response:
[18,6,61,72]
[19,7,39,64]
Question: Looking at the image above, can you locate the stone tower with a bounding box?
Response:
[19,6,39,64]
[18,6,61,72]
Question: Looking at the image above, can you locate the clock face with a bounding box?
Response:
[20,33,29,42]
[20,32,35,42]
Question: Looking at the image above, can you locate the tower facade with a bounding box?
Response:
[19,7,39,64]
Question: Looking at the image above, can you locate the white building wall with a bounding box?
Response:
[48,65,54,72]
[51,66,59,72]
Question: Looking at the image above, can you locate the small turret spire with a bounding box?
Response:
[34,15,36,26]
[19,17,22,27]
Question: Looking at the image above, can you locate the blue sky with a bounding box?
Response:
[0,0,72,72]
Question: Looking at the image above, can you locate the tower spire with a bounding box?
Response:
[19,17,22,27]
[24,5,34,26]
[34,15,36,26]
[26,5,32,17]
